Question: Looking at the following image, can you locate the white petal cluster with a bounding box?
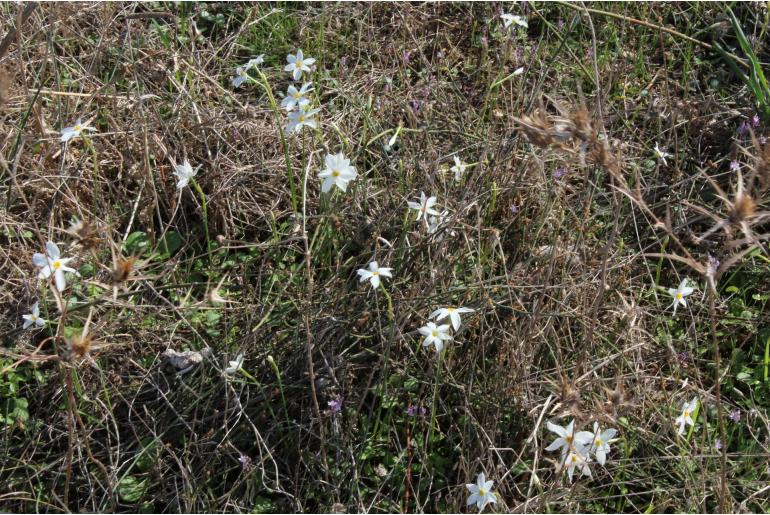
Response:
[466,472,496,512]
[356,261,393,289]
[545,419,619,481]
[33,241,79,292]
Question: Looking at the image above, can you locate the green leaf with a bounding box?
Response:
[124,231,151,255]
[156,231,184,261]
[117,476,147,503]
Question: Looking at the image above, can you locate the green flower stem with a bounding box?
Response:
[190,178,211,254]
[427,352,442,448]
[267,355,291,426]
[239,368,278,423]
[255,71,299,214]
[378,283,394,322]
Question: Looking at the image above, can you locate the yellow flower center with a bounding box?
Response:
[479,487,487,496]
[31,315,37,321]
[53,260,62,269]
[595,437,602,446]
[372,271,379,276]
[431,330,438,337]
[332,169,340,177]
[295,62,302,69]
[683,410,690,418]
[299,115,305,122]
[447,307,455,313]
[294,92,302,99]
[676,292,683,300]
[565,435,573,444]
[570,454,578,464]
[74,125,82,132]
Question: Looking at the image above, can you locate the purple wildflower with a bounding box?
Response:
[729,409,741,422]
[238,453,253,470]
[514,46,524,65]
[554,167,567,179]
[715,438,722,451]
[406,404,426,418]
[751,114,761,127]
[402,51,411,65]
[707,254,720,278]
[730,160,740,172]
[510,204,519,215]
[737,121,749,137]
[677,351,690,363]
[328,397,343,415]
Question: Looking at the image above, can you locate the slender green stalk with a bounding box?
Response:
[267,355,291,426]
[426,352,442,449]
[255,70,299,213]
[190,178,211,254]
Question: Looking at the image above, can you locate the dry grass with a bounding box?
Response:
[1,2,770,513]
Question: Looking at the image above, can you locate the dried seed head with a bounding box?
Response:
[730,193,755,223]
[569,108,594,142]
[112,256,136,284]
[66,333,93,359]
[67,218,102,251]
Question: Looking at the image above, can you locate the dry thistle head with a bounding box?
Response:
[560,375,580,411]
[569,107,595,143]
[513,109,570,149]
[729,192,756,224]
[65,333,93,359]
[112,256,137,284]
[750,130,770,192]
[588,138,622,177]
[67,218,102,251]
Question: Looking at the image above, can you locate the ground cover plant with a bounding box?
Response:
[1,2,770,513]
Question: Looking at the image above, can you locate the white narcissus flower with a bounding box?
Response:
[545,420,593,456]
[668,278,694,314]
[588,422,618,466]
[245,56,264,69]
[418,321,452,353]
[60,119,95,142]
[281,83,313,111]
[232,67,250,88]
[429,306,475,331]
[231,57,263,88]
[450,155,467,181]
[22,302,46,329]
[284,49,316,81]
[501,13,528,29]
[465,472,496,512]
[286,106,320,134]
[173,159,199,190]
[654,142,671,166]
[319,152,358,193]
[356,261,393,289]
[563,448,592,482]
[427,210,450,234]
[225,353,244,375]
[675,397,698,435]
[407,192,440,221]
[33,241,79,292]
